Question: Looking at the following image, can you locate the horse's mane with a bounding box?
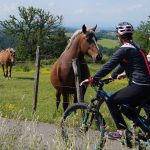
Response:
[5,48,15,53]
[64,29,82,51]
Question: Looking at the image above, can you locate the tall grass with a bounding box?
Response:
[0,112,50,150]
[0,113,109,150]
[0,112,146,150]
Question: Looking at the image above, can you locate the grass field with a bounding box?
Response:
[0,62,128,130]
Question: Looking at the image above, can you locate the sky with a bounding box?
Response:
[0,0,149,30]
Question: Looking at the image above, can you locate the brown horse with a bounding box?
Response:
[0,48,15,78]
[50,24,102,111]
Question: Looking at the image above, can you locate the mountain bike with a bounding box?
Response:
[61,78,150,150]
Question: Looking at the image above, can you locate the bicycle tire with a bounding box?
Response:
[143,105,150,125]
[61,102,106,150]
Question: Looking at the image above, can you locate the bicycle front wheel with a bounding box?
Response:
[61,102,106,150]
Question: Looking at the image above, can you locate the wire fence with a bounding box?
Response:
[31,46,86,111]
[0,46,95,111]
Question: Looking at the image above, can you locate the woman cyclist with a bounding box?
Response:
[111,62,150,126]
[87,22,150,139]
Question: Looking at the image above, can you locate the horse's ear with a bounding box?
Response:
[82,24,86,33]
[91,24,97,32]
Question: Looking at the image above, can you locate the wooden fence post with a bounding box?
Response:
[72,58,83,102]
[33,46,40,112]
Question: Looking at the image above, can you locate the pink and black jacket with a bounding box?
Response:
[94,42,150,85]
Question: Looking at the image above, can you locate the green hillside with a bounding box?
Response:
[98,38,119,49]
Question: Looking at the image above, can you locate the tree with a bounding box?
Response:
[0,30,17,49]
[134,16,150,52]
[47,28,69,57]
[0,6,67,60]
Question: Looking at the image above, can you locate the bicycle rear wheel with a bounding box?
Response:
[143,104,150,125]
[61,102,106,150]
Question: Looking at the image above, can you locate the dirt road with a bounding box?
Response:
[0,118,145,150]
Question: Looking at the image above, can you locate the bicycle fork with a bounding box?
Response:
[80,102,96,133]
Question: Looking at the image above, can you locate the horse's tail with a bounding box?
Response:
[56,89,61,109]
[55,64,63,109]
[50,63,62,110]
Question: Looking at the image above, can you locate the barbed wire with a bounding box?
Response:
[14,58,94,66]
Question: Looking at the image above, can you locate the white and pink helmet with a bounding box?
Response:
[116,22,134,35]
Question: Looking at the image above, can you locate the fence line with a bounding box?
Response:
[11,48,94,111]
[14,59,89,65]
[33,46,40,112]
[72,58,83,102]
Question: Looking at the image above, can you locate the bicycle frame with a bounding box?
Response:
[93,84,150,134]
[97,88,112,100]
[81,87,112,128]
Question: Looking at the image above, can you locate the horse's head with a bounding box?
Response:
[79,24,102,62]
[7,48,15,64]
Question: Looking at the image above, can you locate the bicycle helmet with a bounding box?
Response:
[116,22,134,35]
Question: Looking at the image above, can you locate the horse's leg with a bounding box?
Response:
[74,92,78,103]
[62,93,69,111]
[2,64,5,77]
[5,65,8,78]
[9,65,12,78]
[81,85,87,101]
[56,90,61,109]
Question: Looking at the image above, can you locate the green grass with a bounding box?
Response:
[0,62,128,130]
[0,64,63,123]
[98,38,119,49]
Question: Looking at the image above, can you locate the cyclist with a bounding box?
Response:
[87,22,150,139]
[111,63,150,126]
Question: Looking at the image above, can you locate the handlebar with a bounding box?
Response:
[100,78,113,85]
[80,78,112,88]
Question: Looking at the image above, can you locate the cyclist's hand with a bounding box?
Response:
[109,76,114,81]
[80,77,93,87]
[117,73,126,80]
[80,77,98,86]
[80,78,90,86]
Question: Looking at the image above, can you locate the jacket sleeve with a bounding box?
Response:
[94,48,126,79]
[111,65,125,79]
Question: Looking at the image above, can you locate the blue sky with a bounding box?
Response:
[0,0,149,29]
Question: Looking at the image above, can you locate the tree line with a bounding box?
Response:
[0,6,68,61]
[0,6,149,61]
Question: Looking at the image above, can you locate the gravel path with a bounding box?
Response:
[0,118,144,150]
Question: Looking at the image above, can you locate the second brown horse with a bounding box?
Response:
[50,25,102,111]
[0,48,15,78]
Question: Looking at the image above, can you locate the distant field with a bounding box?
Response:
[66,31,119,49]
[98,38,119,49]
